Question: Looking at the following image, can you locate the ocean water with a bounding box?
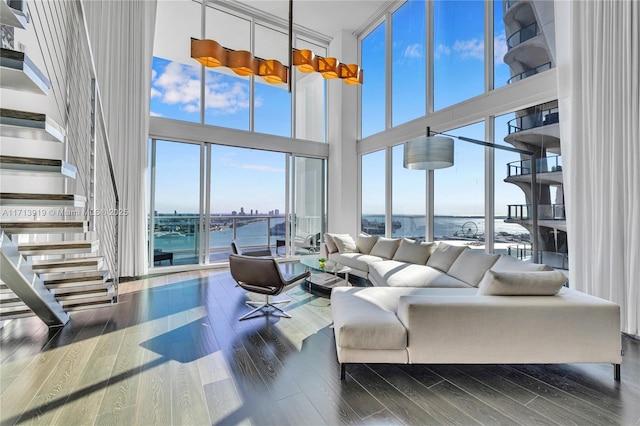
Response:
[153,215,528,253]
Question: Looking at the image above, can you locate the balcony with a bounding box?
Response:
[507,62,551,84]
[507,204,566,221]
[508,107,559,134]
[507,155,562,177]
[507,22,539,49]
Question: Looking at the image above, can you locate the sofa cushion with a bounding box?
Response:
[333,234,358,253]
[324,233,338,253]
[329,252,384,273]
[447,249,500,287]
[356,233,379,254]
[491,255,554,272]
[331,287,408,350]
[369,261,471,288]
[477,270,568,296]
[426,243,467,272]
[392,239,437,265]
[369,237,402,259]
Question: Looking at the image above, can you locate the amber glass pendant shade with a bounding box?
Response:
[318,57,339,79]
[228,50,258,76]
[191,38,227,68]
[258,59,288,84]
[338,64,363,85]
[292,49,318,73]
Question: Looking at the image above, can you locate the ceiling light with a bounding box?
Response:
[318,57,339,79]
[227,50,258,76]
[293,49,318,72]
[338,64,363,85]
[258,59,288,84]
[190,38,227,68]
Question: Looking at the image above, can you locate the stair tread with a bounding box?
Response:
[32,256,103,267]
[0,221,88,233]
[0,49,51,95]
[41,270,109,281]
[0,155,77,178]
[1,193,86,201]
[19,240,98,250]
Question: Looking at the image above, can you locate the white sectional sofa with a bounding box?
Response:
[323,233,623,380]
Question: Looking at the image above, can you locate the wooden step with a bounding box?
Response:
[0,193,86,207]
[0,221,88,234]
[0,108,65,142]
[32,256,103,273]
[44,270,109,291]
[0,306,34,319]
[0,49,51,95]
[0,0,29,29]
[0,155,77,178]
[19,240,98,256]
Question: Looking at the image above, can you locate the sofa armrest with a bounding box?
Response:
[397,294,621,364]
[320,243,329,258]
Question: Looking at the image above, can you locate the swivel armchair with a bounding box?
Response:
[229,254,310,321]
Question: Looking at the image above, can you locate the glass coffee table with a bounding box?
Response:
[300,258,351,291]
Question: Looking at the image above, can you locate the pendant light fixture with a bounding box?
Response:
[190,0,363,85]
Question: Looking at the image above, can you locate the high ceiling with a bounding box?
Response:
[231,0,393,39]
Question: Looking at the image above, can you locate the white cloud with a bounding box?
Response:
[435,44,451,59]
[453,38,484,60]
[151,61,252,115]
[494,33,508,64]
[403,43,423,58]
[240,164,285,173]
[151,69,157,80]
[150,111,163,117]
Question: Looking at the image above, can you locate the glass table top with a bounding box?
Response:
[300,258,351,274]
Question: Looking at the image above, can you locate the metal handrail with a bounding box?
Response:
[507,22,539,49]
[507,62,551,84]
[507,204,566,220]
[507,155,562,177]
[507,107,559,134]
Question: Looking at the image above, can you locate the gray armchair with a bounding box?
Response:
[229,254,310,321]
[231,239,273,257]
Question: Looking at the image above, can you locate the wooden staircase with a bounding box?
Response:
[0,8,117,327]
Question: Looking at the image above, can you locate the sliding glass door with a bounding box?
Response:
[290,156,326,256]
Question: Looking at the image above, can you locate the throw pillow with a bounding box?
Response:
[333,234,358,253]
[393,239,437,265]
[448,249,500,287]
[355,233,379,254]
[491,255,554,272]
[324,233,338,253]
[477,270,568,296]
[426,243,467,273]
[369,237,402,259]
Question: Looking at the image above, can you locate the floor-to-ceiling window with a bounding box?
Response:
[433,0,484,110]
[392,0,426,126]
[291,156,326,255]
[433,122,485,245]
[361,150,387,235]
[361,22,386,138]
[392,144,426,240]
[149,140,202,266]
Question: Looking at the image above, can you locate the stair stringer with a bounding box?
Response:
[0,231,69,327]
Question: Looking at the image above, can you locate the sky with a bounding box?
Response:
[149,0,534,217]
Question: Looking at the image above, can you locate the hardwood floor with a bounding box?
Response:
[1,268,639,425]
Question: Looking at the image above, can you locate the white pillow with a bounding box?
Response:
[356,233,379,254]
[369,238,401,259]
[448,249,500,287]
[392,239,437,265]
[333,234,358,253]
[477,270,567,296]
[491,255,554,272]
[426,243,467,272]
[324,233,338,253]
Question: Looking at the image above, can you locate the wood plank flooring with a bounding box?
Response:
[1,268,639,425]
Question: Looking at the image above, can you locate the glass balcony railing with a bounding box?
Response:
[508,107,559,134]
[507,155,562,177]
[507,244,569,269]
[507,204,566,221]
[507,22,539,49]
[149,213,323,265]
[507,62,552,84]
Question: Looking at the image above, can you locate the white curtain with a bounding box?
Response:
[555,0,639,337]
[82,0,157,277]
